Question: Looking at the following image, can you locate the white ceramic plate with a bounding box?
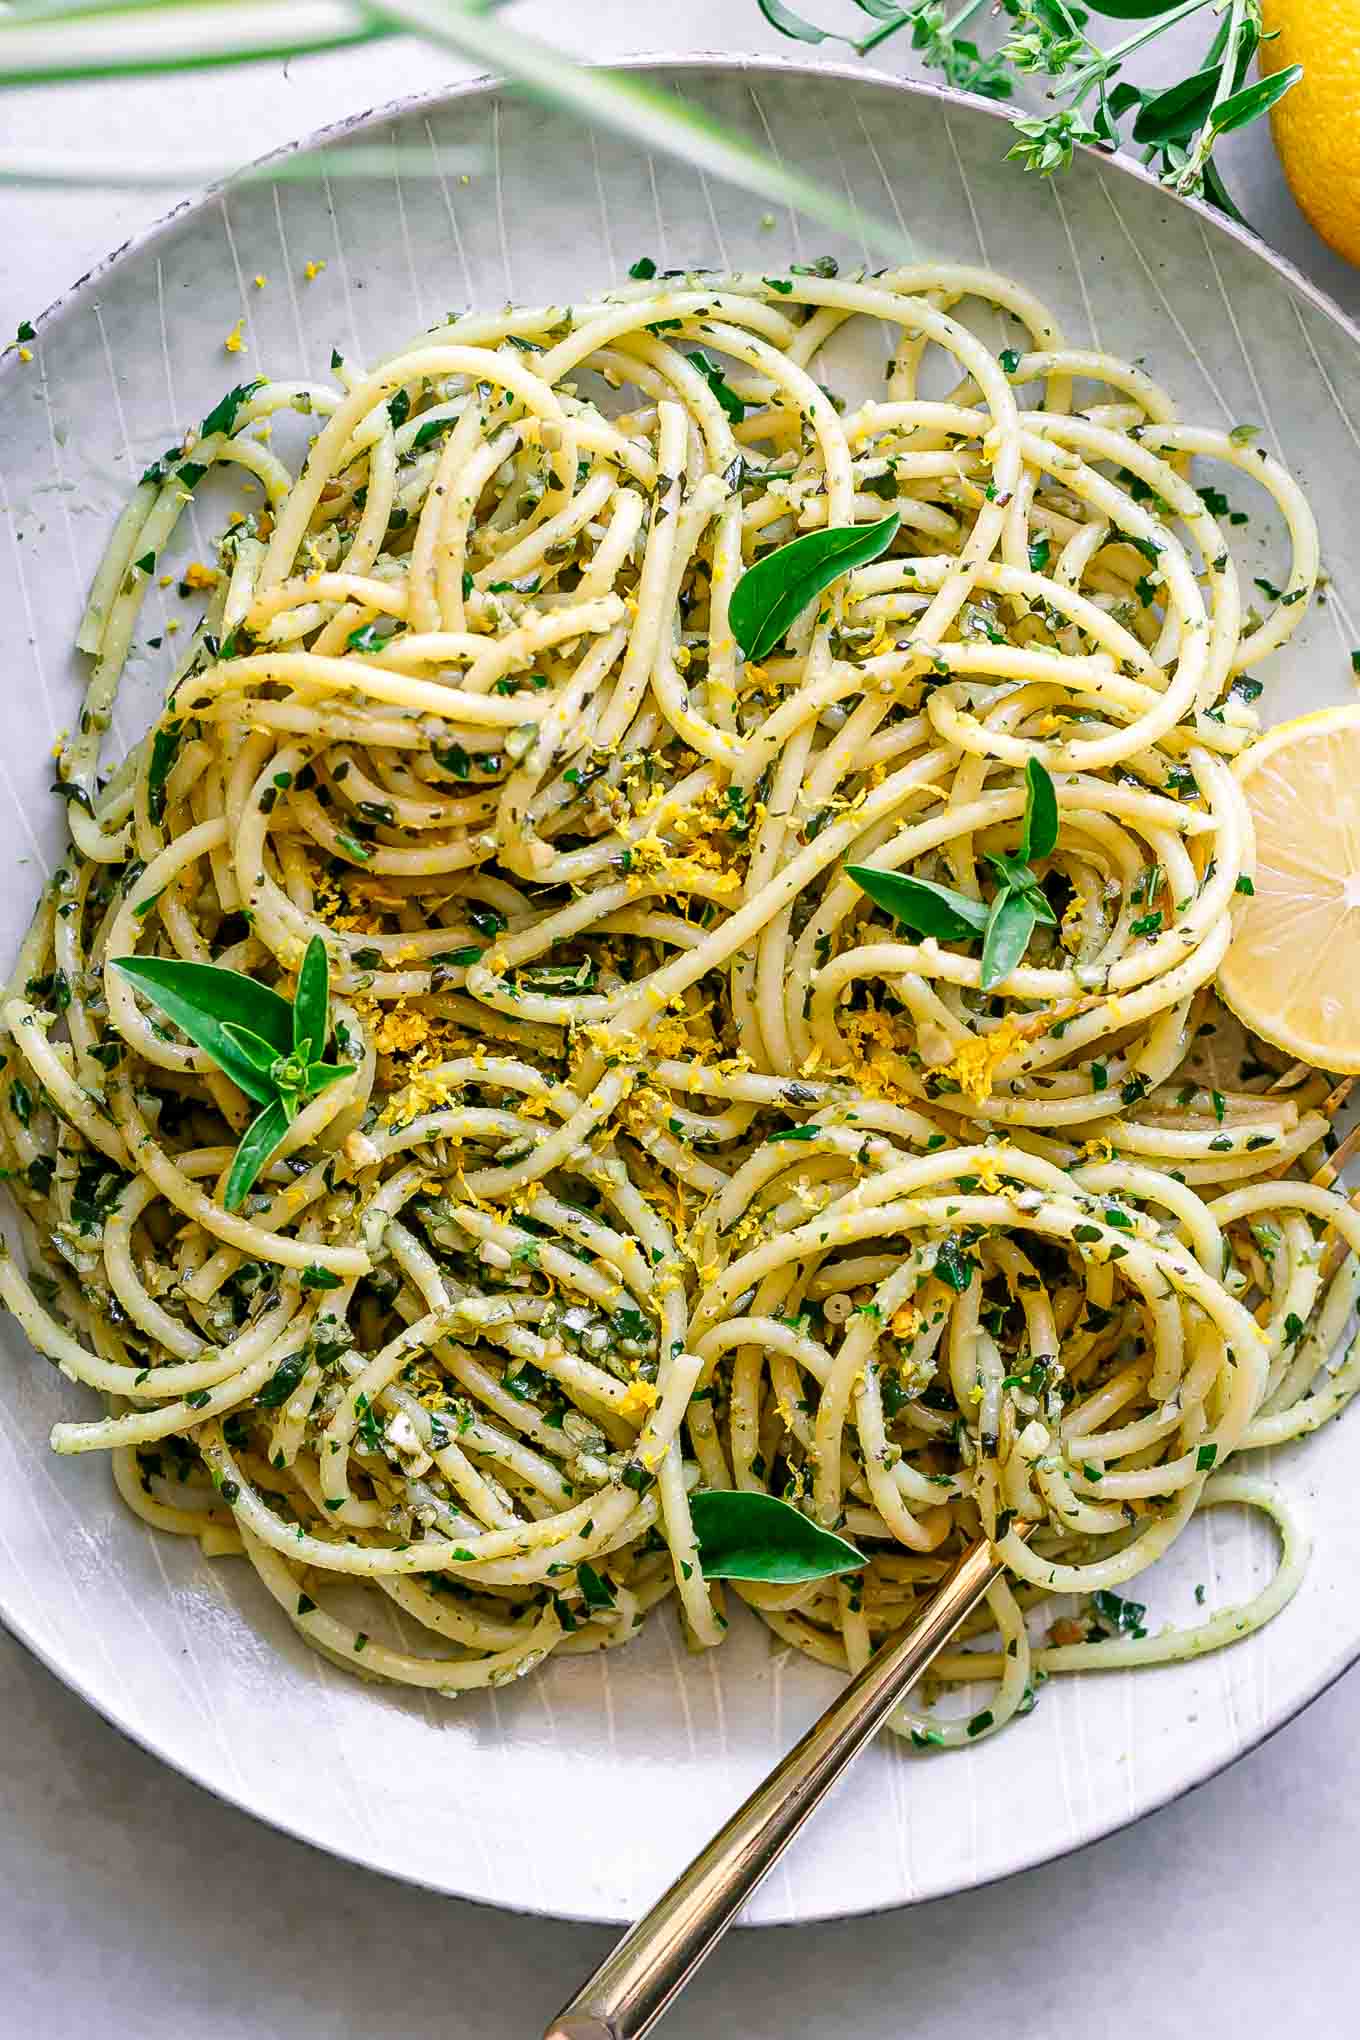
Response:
[3,55,1360,1927]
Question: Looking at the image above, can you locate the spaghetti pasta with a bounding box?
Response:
[2,263,1350,1743]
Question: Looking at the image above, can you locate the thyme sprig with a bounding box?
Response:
[755,0,1302,218]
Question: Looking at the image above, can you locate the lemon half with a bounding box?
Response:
[1220,705,1360,1072]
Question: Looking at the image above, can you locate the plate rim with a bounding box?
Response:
[6,49,1360,372]
[4,50,1360,1928]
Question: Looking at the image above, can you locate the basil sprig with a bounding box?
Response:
[847,758,1060,993]
[113,935,355,1211]
[729,512,900,661]
[689,1488,864,1582]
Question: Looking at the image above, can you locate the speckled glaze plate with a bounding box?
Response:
[2,55,1359,1927]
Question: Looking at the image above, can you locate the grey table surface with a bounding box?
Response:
[2,7,1358,2036]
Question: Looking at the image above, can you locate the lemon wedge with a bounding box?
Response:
[1220,705,1360,1072]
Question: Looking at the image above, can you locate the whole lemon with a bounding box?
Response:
[1261,0,1360,267]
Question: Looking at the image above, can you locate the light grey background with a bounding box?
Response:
[2,6,1358,2036]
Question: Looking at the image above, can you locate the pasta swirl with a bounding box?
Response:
[2,264,1348,1740]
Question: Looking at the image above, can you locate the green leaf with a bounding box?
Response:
[576,1562,617,1611]
[146,720,182,825]
[256,1347,308,1409]
[1209,66,1302,140]
[689,1489,864,1582]
[756,0,838,45]
[1132,64,1219,145]
[933,1237,976,1292]
[301,1265,343,1291]
[0,5,388,89]
[411,415,452,451]
[221,1021,287,1077]
[688,347,745,424]
[1201,155,1247,225]
[981,889,1038,991]
[300,1060,357,1097]
[986,850,1033,893]
[379,1,915,270]
[1092,79,1144,146]
[1020,757,1058,862]
[292,935,329,1060]
[1091,1588,1147,1638]
[628,255,657,279]
[1085,0,1188,14]
[730,514,900,660]
[199,379,264,441]
[846,865,989,943]
[113,955,294,1105]
[224,1095,291,1211]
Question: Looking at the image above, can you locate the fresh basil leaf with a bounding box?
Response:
[985,850,1034,893]
[981,888,1037,992]
[1209,66,1302,141]
[113,956,294,1104]
[300,1060,357,1097]
[689,1488,864,1582]
[221,1022,287,1077]
[730,513,900,660]
[627,255,657,279]
[688,347,745,424]
[1020,757,1058,862]
[846,864,989,943]
[292,935,329,1061]
[224,1095,291,1211]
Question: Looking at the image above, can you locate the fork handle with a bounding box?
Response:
[544,1534,1003,2040]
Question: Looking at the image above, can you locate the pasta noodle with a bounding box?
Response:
[2,262,1352,1744]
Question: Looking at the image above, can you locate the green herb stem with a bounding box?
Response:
[1105,0,1214,65]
